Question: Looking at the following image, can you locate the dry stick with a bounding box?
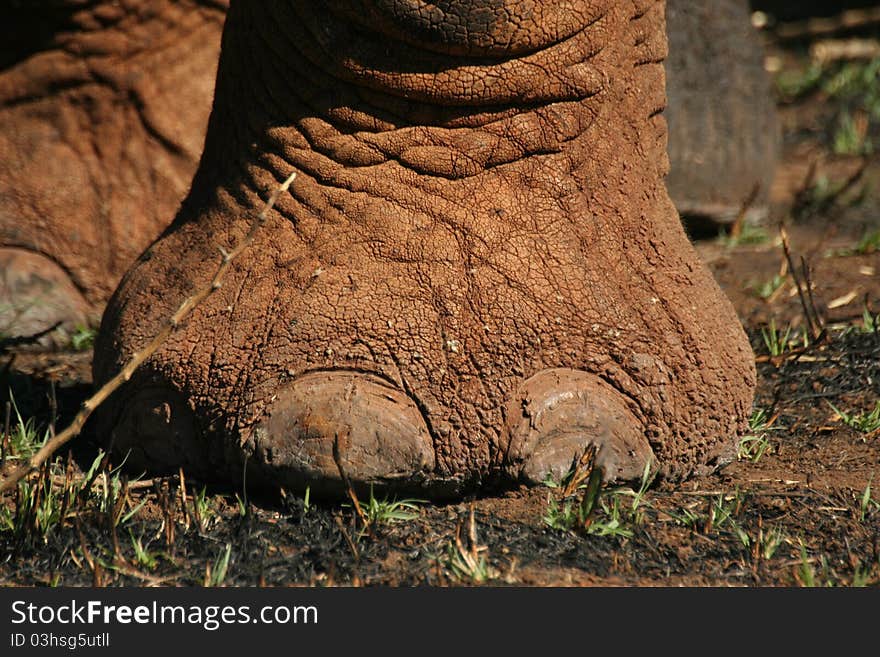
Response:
[0,321,62,353]
[764,257,790,306]
[779,225,825,343]
[74,513,102,587]
[1,401,10,468]
[801,256,825,341]
[454,503,487,576]
[729,182,761,241]
[107,473,122,565]
[332,432,369,531]
[127,477,162,492]
[0,171,297,495]
[334,515,360,562]
[810,38,880,64]
[795,156,871,221]
[155,480,176,550]
[178,467,191,532]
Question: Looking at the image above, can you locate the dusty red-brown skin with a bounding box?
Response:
[0,1,777,339]
[0,0,226,336]
[94,0,757,499]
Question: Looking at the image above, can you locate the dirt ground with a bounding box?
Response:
[1,18,879,588]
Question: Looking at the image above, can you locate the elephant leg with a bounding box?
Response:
[0,0,226,342]
[95,0,755,499]
[665,0,780,228]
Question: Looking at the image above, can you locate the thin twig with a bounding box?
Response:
[0,171,297,495]
[178,467,191,532]
[793,156,872,220]
[1,401,10,468]
[334,514,360,562]
[467,502,478,550]
[126,476,170,491]
[74,513,102,587]
[821,157,872,217]
[775,8,880,41]
[332,431,369,531]
[811,38,880,64]
[801,255,825,342]
[779,225,825,343]
[0,321,62,353]
[155,480,176,550]
[107,472,122,564]
[729,183,761,240]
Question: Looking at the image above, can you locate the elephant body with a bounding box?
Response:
[0,0,227,338]
[89,0,756,498]
[0,0,778,341]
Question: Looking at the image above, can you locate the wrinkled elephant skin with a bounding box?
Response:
[0,1,777,341]
[92,0,757,499]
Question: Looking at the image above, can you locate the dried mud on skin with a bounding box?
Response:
[2,259,878,588]
[2,28,880,588]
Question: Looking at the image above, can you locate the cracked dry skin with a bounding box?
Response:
[0,0,777,341]
[94,0,757,499]
[0,0,226,337]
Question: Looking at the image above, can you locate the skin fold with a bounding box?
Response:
[93,0,756,499]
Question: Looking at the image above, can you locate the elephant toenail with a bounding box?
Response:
[249,371,435,496]
[505,368,655,486]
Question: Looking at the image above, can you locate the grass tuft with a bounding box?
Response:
[204,543,232,587]
[827,229,880,258]
[4,394,51,461]
[859,478,878,523]
[543,457,653,538]
[760,319,807,357]
[738,408,776,462]
[826,399,880,434]
[443,505,498,584]
[716,223,770,249]
[69,325,97,352]
[751,273,786,301]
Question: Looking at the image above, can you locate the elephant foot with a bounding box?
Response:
[505,369,654,486]
[248,371,435,497]
[0,247,90,343]
[94,0,757,500]
[108,386,204,476]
